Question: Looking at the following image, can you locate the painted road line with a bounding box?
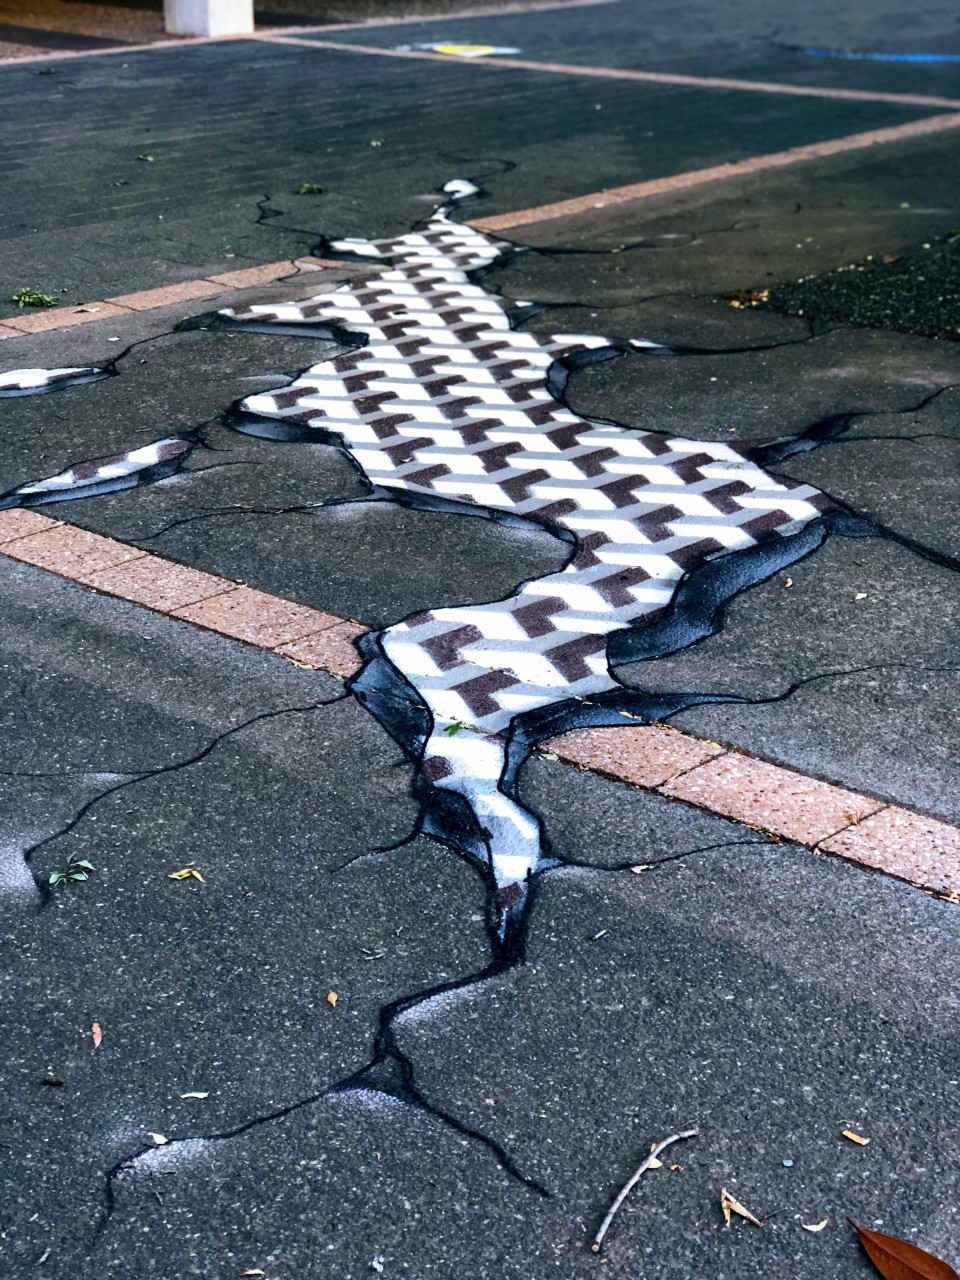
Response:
[0,0,614,67]
[0,257,342,340]
[0,507,957,899]
[261,36,960,113]
[468,112,960,230]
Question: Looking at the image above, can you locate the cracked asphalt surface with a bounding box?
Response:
[2,2,960,1276]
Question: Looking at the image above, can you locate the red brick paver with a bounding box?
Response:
[3,302,133,333]
[3,524,145,577]
[107,281,223,311]
[275,620,368,678]
[84,556,233,613]
[822,808,960,896]
[171,585,340,649]
[0,509,61,544]
[660,752,882,845]
[547,724,723,788]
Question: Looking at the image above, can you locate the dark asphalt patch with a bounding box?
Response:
[762,232,960,341]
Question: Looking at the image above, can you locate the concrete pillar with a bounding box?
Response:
[163,0,254,37]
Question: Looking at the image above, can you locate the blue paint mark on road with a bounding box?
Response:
[800,47,960,64]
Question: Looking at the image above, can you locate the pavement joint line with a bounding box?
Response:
[257,36,960,113]
[1,507,957,899]
[0,0,614,67]
[5,109,960,339]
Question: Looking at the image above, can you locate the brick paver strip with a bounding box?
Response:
[0,489,957,900]
[0,258,361,342]
[545,723,724,789]
[3,301,134,334]
[822,808,960,896]
[660,752,882,845]
[107,281,224,311]
[468,113,960,231]
[2,523,146,576]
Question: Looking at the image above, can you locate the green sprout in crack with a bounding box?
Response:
[49,853,96,888]
[296,182,324,195]
[11,287,58,309]
[442,720,484,736]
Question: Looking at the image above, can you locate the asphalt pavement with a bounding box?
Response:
[1,3,959,1277]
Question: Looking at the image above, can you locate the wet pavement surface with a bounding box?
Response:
[2,3,960,1277]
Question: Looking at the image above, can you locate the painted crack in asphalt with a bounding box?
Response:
[14,693,350,907]
[3,176,959,1231]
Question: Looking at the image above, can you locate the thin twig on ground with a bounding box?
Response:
[591,1128,699,1253]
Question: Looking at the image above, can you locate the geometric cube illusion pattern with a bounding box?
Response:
[227,181,832,936]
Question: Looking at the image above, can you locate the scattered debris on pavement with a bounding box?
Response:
[591,1128,698,1252]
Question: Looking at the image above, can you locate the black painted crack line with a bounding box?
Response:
[746,382,960,467]
[548,837,772,876]
[114,494,369,545]
[98,951,548,1242]
[18,692,349,906]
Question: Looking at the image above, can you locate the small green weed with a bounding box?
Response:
[296,182,324,195]
[443,720,484,736]
[49,853,96,888]
[11,287,58,309]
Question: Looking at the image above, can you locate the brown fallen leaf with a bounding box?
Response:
[91,1021,102,1049]
[720,1187,762,1228]
[326,991,338,1007]
[843,1129,870,1146]
[803,1219,829,1233]
[728,288,771,308]
[848,1218,960,1280]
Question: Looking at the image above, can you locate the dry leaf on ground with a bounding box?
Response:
[720,1187,762,1228]
[848,1219,960,1279]
[168,867,205,882]
[91,1021,102,1049]
[326,991,338,1007]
